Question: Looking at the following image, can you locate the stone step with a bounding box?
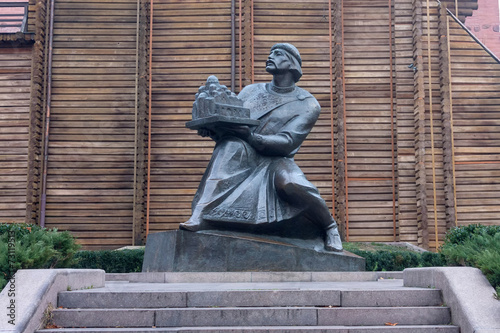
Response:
[51,306,452,328]
[58,288,443,309]
[38,325,460,333]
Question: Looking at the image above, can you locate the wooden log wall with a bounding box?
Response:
[412,0,448,250]
[26,0,47,225]
[42,0,142,249]
[337,0,399,242]
[422,0,447,250]
[2,0,500,249]
[0,45,32,224]
[394,0,418,244]
[148,0,232,232]
[445,8,500,227]
[251,0,335,228]
[148,0,338,233]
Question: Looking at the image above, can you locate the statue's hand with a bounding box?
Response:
[197,128,212,137]
[197,128,220,142]
[218,125,251,141]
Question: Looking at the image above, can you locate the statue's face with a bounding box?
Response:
[266,48,291,74]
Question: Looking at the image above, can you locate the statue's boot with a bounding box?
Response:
[278,178,343,252]
[325,223,343,252]
[179,206,204,232]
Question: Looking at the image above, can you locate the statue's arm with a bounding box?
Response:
[248,100,320,157]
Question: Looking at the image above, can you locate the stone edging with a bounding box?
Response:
[404,267,500,333]
[0,269,105,333]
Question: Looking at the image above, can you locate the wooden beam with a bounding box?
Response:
[333,0,348,240]
[132,0,148,245]
[26,0,47,225]
[412,0,429,249]
[438,4,457,230]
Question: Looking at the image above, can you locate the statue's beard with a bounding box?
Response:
[266,66,288,76]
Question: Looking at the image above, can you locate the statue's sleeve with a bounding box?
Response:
[248,98,320,157]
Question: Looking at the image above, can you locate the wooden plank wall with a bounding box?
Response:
[412,0,448,249]
[0,45,32,224]
[251,0,335,224]
[44,0,140,249]
[3,0,500,249]
[394,0,418,243]
[148,0,231,232]
[341,0,398,241]
[447,12,500,227]
[148,0,336,233]
[421,0,447,250]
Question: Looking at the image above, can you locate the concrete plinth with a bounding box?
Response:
[142,230,365,272]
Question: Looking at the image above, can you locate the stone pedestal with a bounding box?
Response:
[142,230,365,272]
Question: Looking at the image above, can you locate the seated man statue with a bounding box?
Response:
[180,43,343,252]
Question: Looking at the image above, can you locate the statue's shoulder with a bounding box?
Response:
[237,83,266,101]
[295,86,320,113]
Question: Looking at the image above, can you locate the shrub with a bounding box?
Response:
[443,224,500,245]
[0,223,80,290]
[70,249,144,273]
[346,248,445,271]
[440,226,500,295]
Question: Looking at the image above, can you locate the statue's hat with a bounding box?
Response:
[270,43,303,82]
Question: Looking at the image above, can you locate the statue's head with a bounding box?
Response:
[266,43,302,83]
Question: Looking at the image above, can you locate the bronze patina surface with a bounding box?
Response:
[182,43,342,252]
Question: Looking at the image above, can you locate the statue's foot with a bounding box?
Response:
[179,218,203,232]
[325,225,343,252]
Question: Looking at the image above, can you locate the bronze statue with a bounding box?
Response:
[181,43,343,252]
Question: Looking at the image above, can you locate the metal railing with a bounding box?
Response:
[0,2,29,33]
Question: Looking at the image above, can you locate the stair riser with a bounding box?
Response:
[58,289,442,309]
[52,307,451,328]
[317,307,451,326]
[37,327,460,333]
[341,290,442,307]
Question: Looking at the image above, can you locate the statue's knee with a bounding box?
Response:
[275,175,298,199]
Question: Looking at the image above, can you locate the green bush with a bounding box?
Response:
[70,249,144,273]
[346,248,445,271]
[443,224,500,245]
[440,226,500,296]
[0,223,80,290]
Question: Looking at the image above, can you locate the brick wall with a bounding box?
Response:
[465,0,500,56]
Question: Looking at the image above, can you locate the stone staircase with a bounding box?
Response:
[37,278,459,333]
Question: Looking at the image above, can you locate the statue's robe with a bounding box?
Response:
[192,82,326,226]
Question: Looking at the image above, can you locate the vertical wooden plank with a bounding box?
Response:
[425,0,439,251]
[412,0,429,249]
[243,0,252,88]
[26,0,47,225]
[389,0,397,241]
[340,0,349,240]
[333,0,347,239]
[415,0,447,249]
[328,0,335,217]
[133,0,149,245]
[438,4,457,231]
